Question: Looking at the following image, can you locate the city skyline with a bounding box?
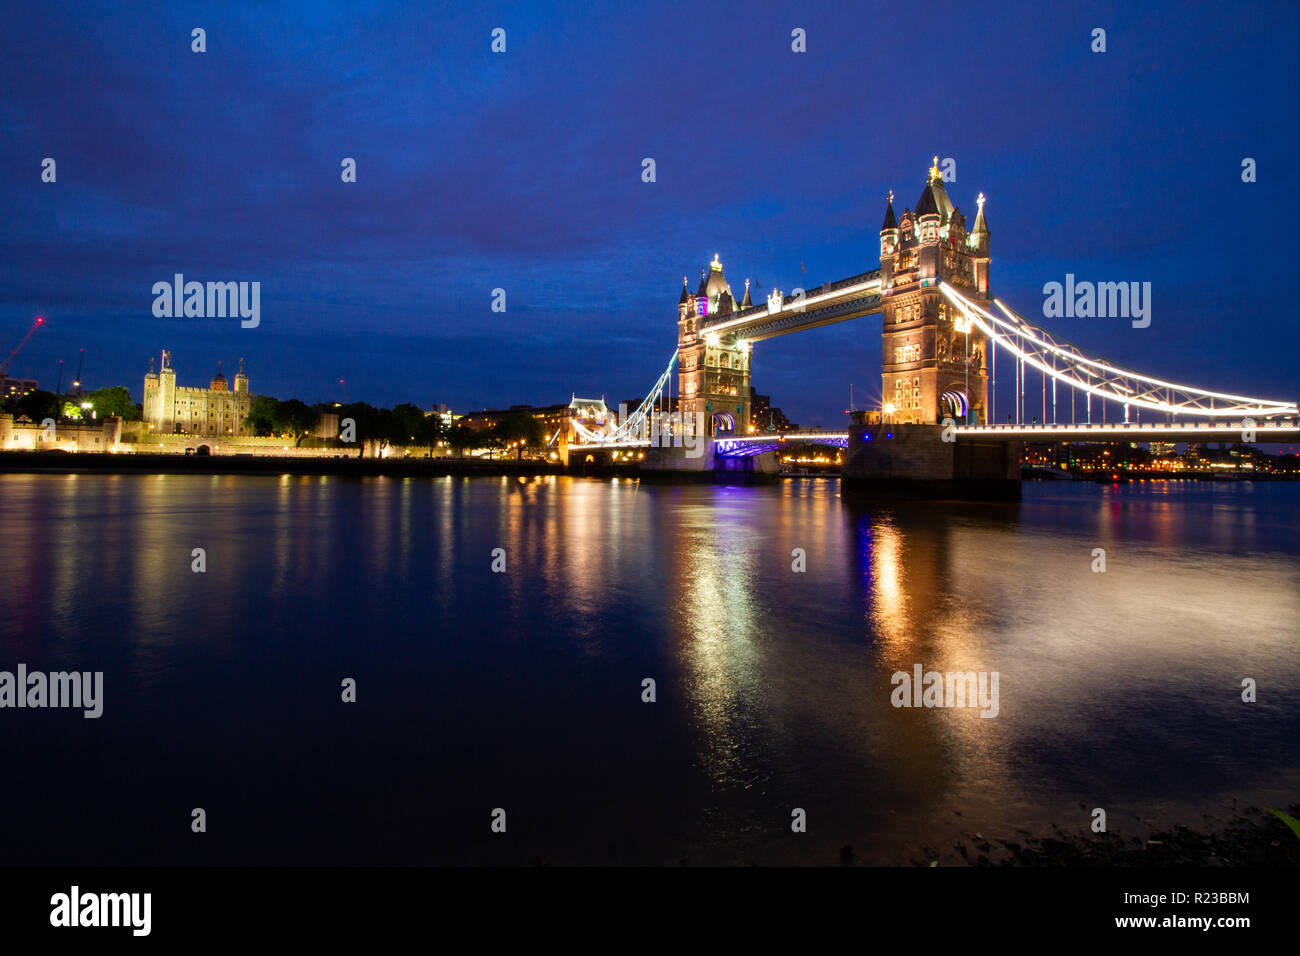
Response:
[2,1,1297,426]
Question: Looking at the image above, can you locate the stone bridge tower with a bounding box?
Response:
[676,254,753,435]
[879,158,991,424]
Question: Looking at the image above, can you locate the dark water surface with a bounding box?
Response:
[1,473,1296,865]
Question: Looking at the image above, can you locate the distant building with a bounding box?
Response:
[748,387,797,432]
[142,350,252,436]
[465,404,532,432]
[427,403,456,431]
[1,376,39,399]
[465,398,609,443]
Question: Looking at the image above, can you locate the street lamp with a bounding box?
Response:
[954,311,972,425]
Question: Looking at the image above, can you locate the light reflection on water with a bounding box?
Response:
[0,474,1296,865]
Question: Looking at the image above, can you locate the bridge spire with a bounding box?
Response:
[882,190,897,231]
[972,192,989,233]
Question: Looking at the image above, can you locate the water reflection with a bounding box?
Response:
[0,475,1296,865]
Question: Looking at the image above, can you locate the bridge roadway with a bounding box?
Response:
[699,271,883,341]
[954,420,1300,442]
[709,420,1300,456]
[576,420,1300,455]
[723,420,1300,444]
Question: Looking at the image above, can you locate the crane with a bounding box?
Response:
[1,316,45,379]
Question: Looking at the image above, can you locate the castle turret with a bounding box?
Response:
[697,254,734,314]
[969,192,990,294]
[880,190,899,261]
[234,357,248,394]
[914,156,952,249]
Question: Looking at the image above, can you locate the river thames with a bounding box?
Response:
[0,473,1296,865]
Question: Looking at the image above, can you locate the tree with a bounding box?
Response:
[388,403,428,448]
[494,411,545,460]
[87,386,140,420]
[424,410,446,448]
[338,402,381,456]
[11,389,59,423]
[446,422,477,457]
[272,398,319,446]
[244,395,278,436]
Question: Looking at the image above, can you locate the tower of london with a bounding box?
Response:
[142,350,252,436]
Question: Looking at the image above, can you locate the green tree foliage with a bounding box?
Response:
[388,403,429,446]
[272,399,319,446]
[243,396,444,454]
[446,422,477,457]
[493,411,545,459]
[86,385,140,420]
[243,394,279,436]
[9,389,59,422]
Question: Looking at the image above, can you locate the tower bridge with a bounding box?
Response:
[567,158,1299,497]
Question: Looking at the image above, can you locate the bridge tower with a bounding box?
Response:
[676,255,753,434]
[879,158,991,425]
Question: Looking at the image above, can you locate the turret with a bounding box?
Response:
[914,156,950,246]
[697,254,734,315]
[969,192,990,255]
[969,192,991,294]
[880,190,899,259]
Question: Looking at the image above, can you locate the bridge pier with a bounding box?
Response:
[639,443,780,483]
[842,415,1021,501]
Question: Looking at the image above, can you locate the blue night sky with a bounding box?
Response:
[1,0,1297,426]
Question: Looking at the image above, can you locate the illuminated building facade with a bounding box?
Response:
[142,350,252,436]
[879,158,991,424]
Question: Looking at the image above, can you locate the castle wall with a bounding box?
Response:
[0,414,122,452]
